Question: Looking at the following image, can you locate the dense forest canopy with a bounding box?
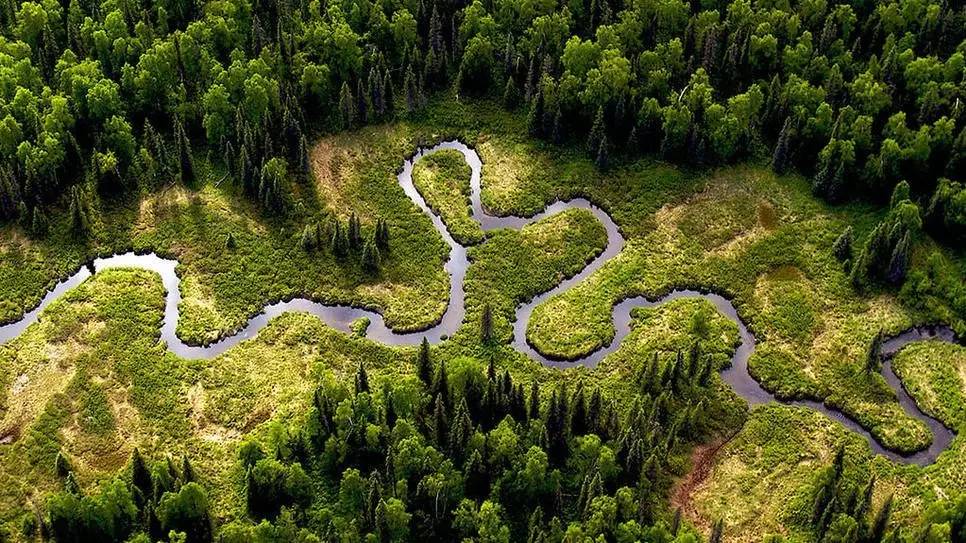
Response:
[0,0,963,242]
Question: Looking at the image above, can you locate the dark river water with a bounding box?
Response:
[1,141,959,464]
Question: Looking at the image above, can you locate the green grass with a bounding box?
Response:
[411,149,484,245]
[892,341,966,430]
[524,164,961,453]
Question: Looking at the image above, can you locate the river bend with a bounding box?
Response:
[0,141,959,465]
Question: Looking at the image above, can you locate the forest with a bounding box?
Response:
[0,0,965,540]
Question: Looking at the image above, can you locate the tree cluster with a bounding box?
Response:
[39,449,212,543]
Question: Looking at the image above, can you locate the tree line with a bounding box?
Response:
[0,0,963,246]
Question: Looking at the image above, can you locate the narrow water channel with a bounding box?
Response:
[0,141,959,465]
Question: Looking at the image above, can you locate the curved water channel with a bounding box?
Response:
[0,141,960,464]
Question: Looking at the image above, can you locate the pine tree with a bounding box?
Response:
[331,219,349,257]
[587,107,606,156]
[627,126,639,152]
[376,218,390,250]
[348,212,362,250]
[869,494,893,542]
[54,451,71,479]
[449,399,473,460]
[886,231,910,284]
[433,360,449,407]
[865,328,884,374]
[181,455,195,484]
[356,79,370,125]
[174,118,195,185]
[595,136,609,170]
[339,82,356,128]
[369,67,385,118]
[418,338,433,386]
[587,388,602,435]
[356,360,370,394]
[301,224,318,251]
[68,185,90,237]
[551,106,563,144]
[30,206,48,237]
[225,232,237,250]
[528,380,540,420]
[404,64,419,114]
[362,238,381,273]
[480,303,493,343]
[772,117,793,174]
[833,226,853,262]
[64,471,81,495]
[431,393,448,447]
[571,385,587,436]
[527,88,545,137]
[131,448,153,498]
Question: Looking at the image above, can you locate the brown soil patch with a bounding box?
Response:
[671,432,738,529]
[309,138,348,212]
[757,201,778,230]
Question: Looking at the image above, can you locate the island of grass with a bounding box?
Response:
[411,149,485,245]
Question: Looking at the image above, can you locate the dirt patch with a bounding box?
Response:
[310,139,348,212]
[757,201,778,230]
[671,432,738,529]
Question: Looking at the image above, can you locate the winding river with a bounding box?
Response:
[0,141,960,465]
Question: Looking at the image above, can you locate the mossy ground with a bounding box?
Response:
[411,149,484,245]
[525,164,964,454]
[0,95,964,541]
[690,338,966,542]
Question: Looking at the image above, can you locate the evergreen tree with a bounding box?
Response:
[355,79,370,124]
[339,82,356,128]
[348,212,362,250]
[301,224,318,251]
[772,117,793,174]
[527,89,545,137]
[418,338,433,386]
[356,360,370,394]
[68,185,90,237]
[869,494,893,542]
[181,456,196,484]
[131,448,153,499]
[587,108,606,156]
[433,360,449,407]
[54,451,71,479]
[886,231,910,284]
[362,238,381,273]
[865,329,882,373]
[480,303,493,343]
[331,219,349,257]
[528,380,540,420]
[833,226,853,262]
[571,385,587,436]
[174,119,195,185]
[375,218,390,250]
[432,393,448,447]
[595,136,609,170]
